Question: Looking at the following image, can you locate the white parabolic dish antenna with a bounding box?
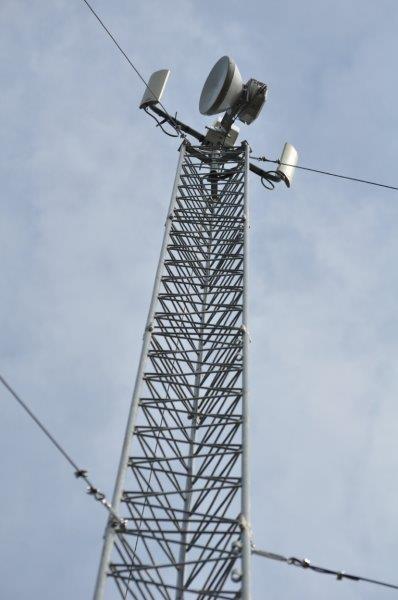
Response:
[199,56,243,116]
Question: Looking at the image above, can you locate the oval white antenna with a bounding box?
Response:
[140,69,170,109]
[199,56,243,116]
[277,143,298,187]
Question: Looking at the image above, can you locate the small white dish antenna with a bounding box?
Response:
[199,56,243,116]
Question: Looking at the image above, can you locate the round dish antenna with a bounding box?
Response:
[199,56,243,116]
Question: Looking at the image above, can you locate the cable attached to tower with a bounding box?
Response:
[252,546,398,591]
[251,155,398,192]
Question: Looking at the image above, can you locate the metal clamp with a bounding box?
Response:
[231,569,242,582]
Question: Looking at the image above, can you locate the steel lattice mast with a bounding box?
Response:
[94,55,297,600]
[94,141,251,599]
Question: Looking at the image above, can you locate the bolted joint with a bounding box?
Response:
[145,323,154,333]
[238,513,253,543]
[231,569,242,583]
[187,412,204,425]
[113,518,127,533]
[231,540,242,555]
[238,513,249,530]
[87,486,106,502]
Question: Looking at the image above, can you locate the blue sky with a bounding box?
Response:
[1,1,398,598]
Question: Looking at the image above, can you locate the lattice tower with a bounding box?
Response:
[94,141,251,600]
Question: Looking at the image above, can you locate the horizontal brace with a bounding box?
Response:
[130,450,241,466]
[122,498,240,522]
[123,483,240,500]
[134,421,242,434]
[111,553,238,574]
[110,571,238,600]
[148,106,274,180]
[128,436,241,450]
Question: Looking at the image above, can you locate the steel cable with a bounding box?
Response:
[4,372,398,593]
[0,372,125,529]
[252,547,398,591]
[79,0,182,137]
[251,155,398,191]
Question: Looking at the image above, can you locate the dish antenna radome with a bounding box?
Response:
[199,55,268,129]
[199,56,243,116]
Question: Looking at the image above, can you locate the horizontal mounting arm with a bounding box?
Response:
[144,105,283,185]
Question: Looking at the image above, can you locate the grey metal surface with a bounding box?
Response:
[237,79,267,125]
[241,144,251,600]
[140,69,171,109]
[96,142,251,598]
[199,56,242,116]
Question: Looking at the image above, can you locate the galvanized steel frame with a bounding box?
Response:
[94,141,251,599]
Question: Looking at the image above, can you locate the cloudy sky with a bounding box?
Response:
[2,1,398,598]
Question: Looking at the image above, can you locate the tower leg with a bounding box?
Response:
[93,144,187,600]
[241,143,251,600]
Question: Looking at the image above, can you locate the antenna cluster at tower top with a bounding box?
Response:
[140,56,299,189]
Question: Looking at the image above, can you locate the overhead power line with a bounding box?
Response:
[0,372,125,529]
[252,547,398,591]
[79,0,181,136]
[252,156,398,191]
